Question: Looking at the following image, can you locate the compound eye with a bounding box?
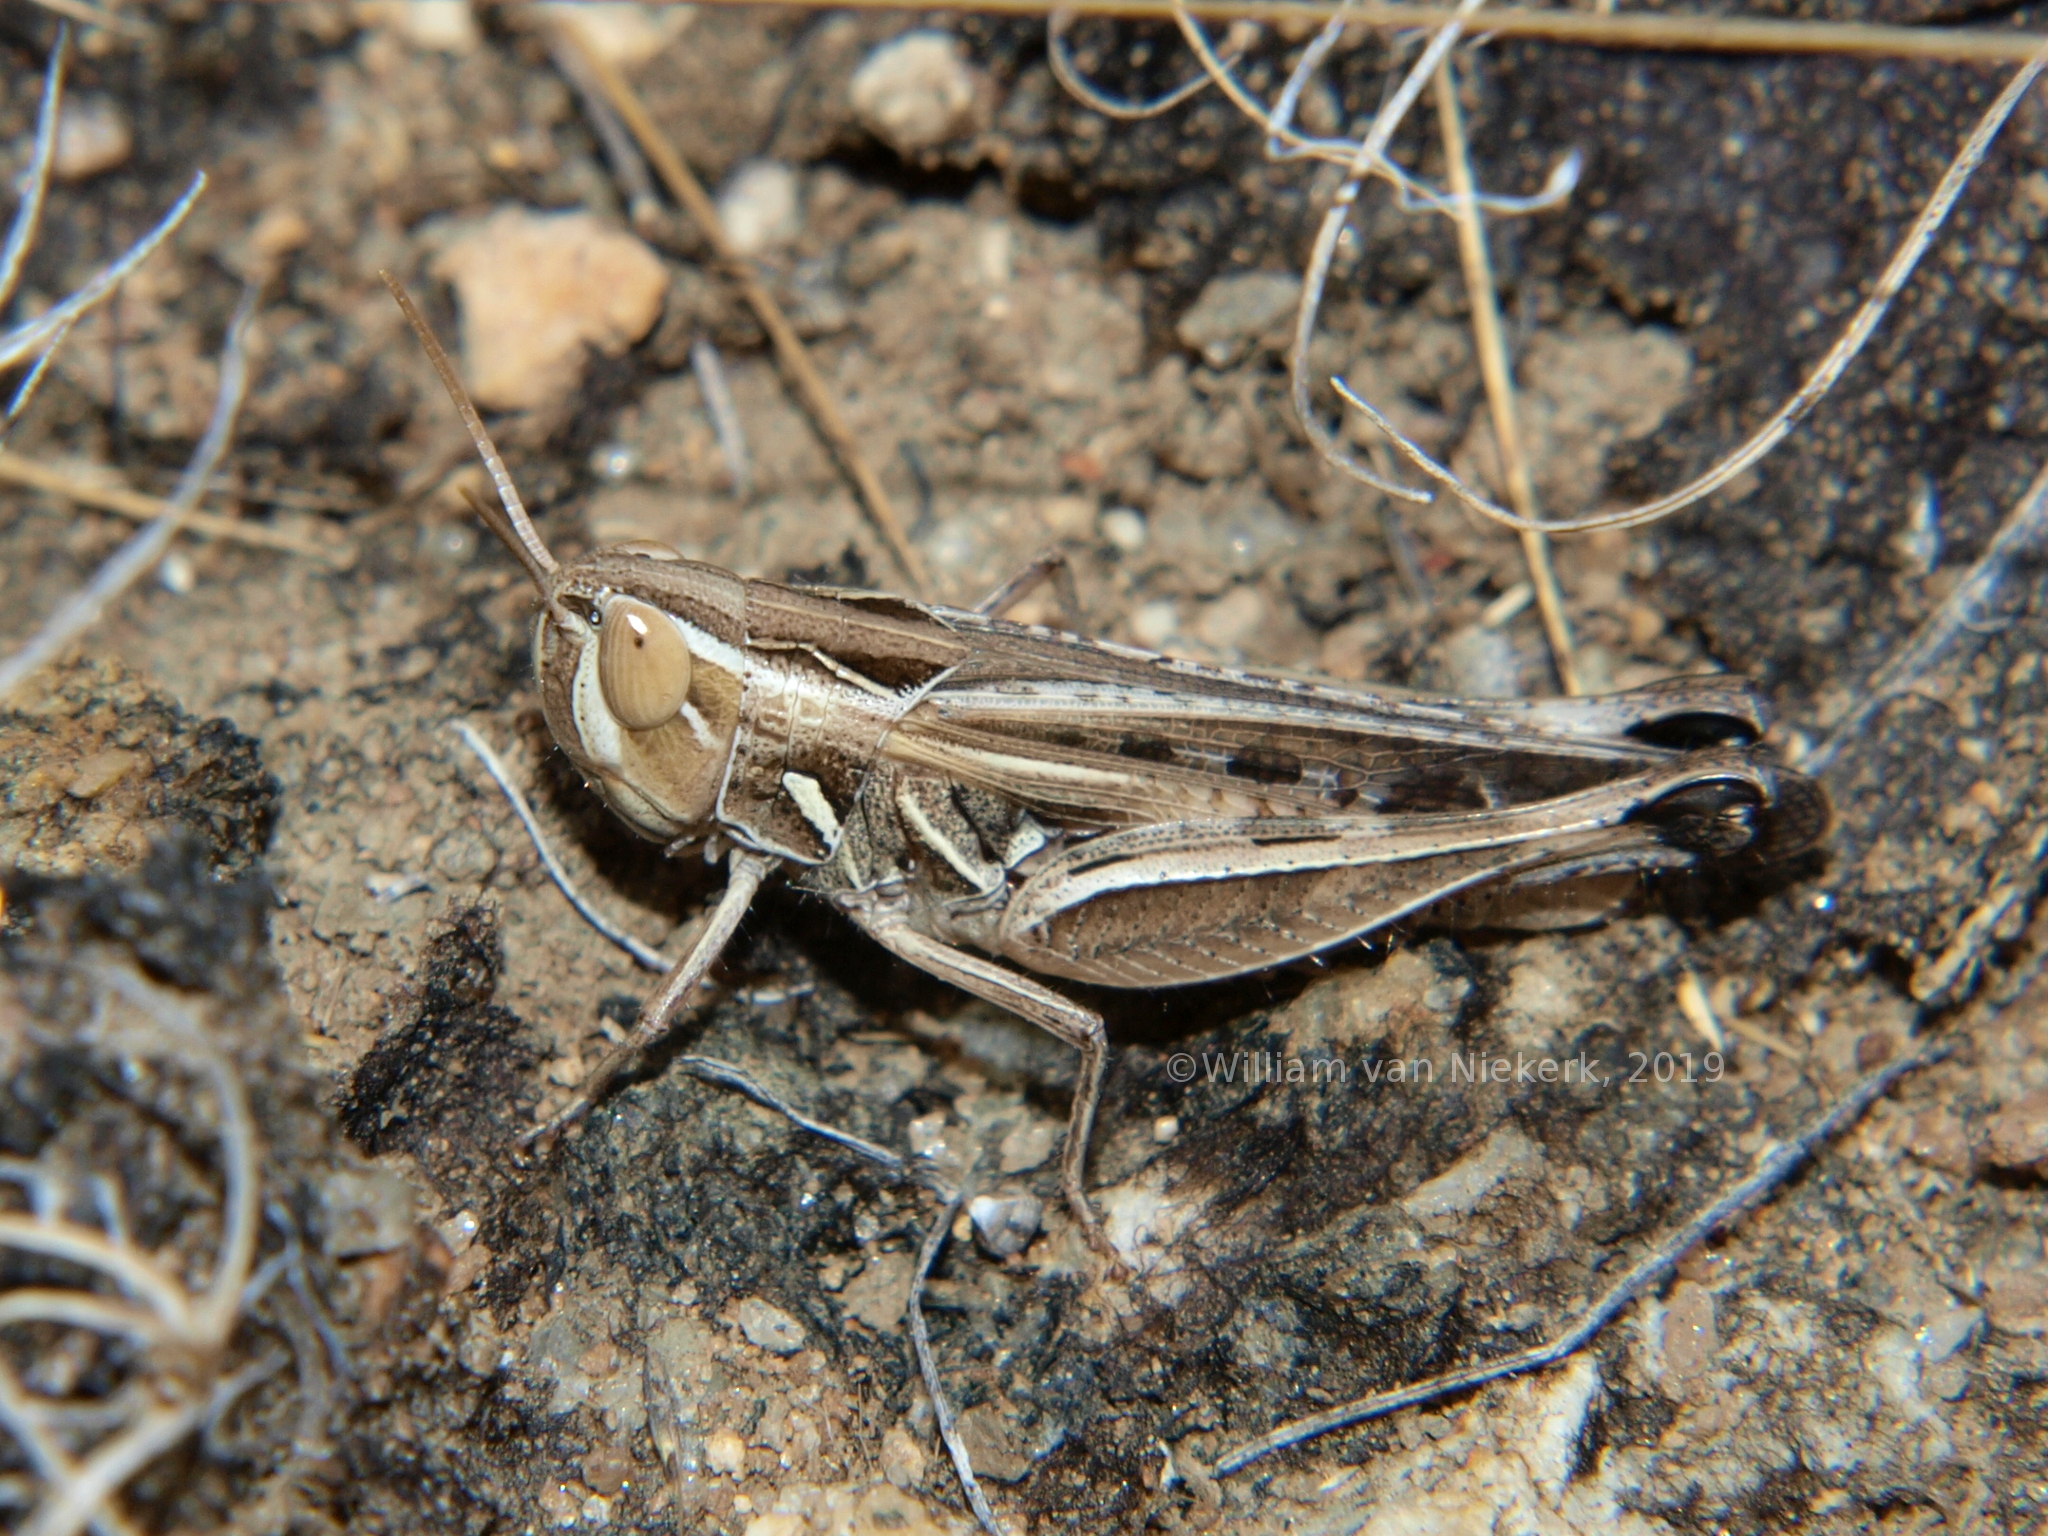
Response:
[598,596,692,730]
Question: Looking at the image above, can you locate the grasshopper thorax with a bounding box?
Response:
[534,544,749,847]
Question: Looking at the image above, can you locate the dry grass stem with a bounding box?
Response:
[546,16,931,595]
[1054,0,2047,565]
[0,450,353,564]
[1430,60,1581,694]
[690,0,2048,67]
[1177,0,1494,502]
[0,35,64,321]
[0,177,205,376]
[1047,6,1231,118]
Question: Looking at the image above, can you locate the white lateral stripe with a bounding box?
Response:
[896,785,1000,891]
[781,771,843,843]
[672,613,751,681]
[891,738,1140,791]
[677,699,715,749]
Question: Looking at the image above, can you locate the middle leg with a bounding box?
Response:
[845,897,1113,1258]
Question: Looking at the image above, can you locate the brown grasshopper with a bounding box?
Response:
[386,279,1824,1257]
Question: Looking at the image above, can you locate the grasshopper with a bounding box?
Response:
[386,279,1824,1257]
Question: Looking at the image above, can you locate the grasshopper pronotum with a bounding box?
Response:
[385,279,1824,1258]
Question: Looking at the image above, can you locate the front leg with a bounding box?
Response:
[841,893,1113,1259]
[524,849,779,1147]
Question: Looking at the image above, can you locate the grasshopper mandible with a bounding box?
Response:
[386,278,1824,1257]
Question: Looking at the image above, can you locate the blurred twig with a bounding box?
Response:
[0,451,353,565]
[908,1182,1008,1536]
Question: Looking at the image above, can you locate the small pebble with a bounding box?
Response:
[249,207,312,261]
[157,549,196,594]
[906,1111,950,1159]
[373,0,479,52]
[64,748,142,800]
[538,1,697,66]
[967,1191,1042,1259]
[417,520,477,567]
[732,1296,806,1356]
[364,871,433,905]
[1039,494,1094,539]
[1129,600,1179,649]
[704,1428,748,1476]
[589,442,641,484]
[1625,601,1666,649]
[717,160,802,257]
[1175,271,1301,369]
[997,1119,1056,1174]
[1195,585,1266,651]
[849,32,977,156]
[1659,1280,1718,1391]
[1151,1114,1179,1144]
[1098,506,1147,553]
[1439,623,1523,699]
[1985,1090,2048,1172]
[433,207,668,412]
[53,93,132,181]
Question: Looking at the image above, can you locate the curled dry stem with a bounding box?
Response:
[1057,0,2046,564]
[0,960,266,1536]
[1332,46,2048,535]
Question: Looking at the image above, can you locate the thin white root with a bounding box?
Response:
[449,719,675,970]
[1047,8,1228,119]
[0,175,205,375]
[908,1183,1008,1536]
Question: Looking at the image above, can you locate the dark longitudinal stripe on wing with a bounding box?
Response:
[888,681,1675,826]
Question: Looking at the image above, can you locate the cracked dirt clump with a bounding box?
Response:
[0,657,278,882]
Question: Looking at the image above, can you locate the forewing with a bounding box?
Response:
[886,616,1763,830]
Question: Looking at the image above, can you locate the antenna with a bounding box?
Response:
[380,272,557,588]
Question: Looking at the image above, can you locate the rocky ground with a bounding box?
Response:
[1,2,2046,1533]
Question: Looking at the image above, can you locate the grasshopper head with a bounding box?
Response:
[532,544,747,845]
[383,273,747,848]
